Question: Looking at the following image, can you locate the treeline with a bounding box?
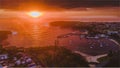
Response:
[49,21,91,30]
[49,21,101,35]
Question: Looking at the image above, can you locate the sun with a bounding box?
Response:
[27,11,42,18]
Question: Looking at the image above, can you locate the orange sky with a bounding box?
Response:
[0,7,120,22]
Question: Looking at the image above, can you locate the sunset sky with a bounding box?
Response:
[0,0,120,22]
[0,0,119,10]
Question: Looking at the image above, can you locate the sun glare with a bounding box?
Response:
[27,11,42,18]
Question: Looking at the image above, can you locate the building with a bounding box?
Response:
[0,54,8,60]
[107,31,118,35]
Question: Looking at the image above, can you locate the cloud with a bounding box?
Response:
[0,0,119,10]
[0,8,119,22]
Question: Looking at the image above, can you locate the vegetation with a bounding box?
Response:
[109,34,120,43]
[50,21,91,30]
[0,45,88,67]
[98,56,110,62]
[98,50,120,67]
[26,46,89,67]
[50,21,102,36]
[104,50,120,67]
[0,45,8,54]
[0,31,11,53]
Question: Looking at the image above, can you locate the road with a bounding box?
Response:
[74,51,108,63]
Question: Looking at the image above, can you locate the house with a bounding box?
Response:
[107,31,118,35]
[0,54,8,60]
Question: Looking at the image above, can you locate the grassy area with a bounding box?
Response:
[26,46,89,67]
[98,50,120,67]
[104,50,120,67]
[98,56,110,62]
[1,46,89,67]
